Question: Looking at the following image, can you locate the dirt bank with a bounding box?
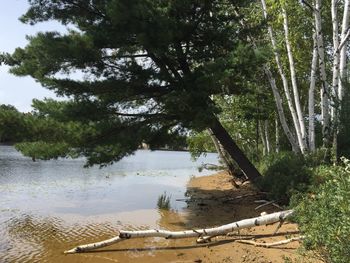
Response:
[62,171,319,263]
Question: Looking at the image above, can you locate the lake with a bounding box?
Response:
[0,146,218,262]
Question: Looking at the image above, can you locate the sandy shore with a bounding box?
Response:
[62,171,320,263]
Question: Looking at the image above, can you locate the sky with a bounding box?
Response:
[0,0,66,112]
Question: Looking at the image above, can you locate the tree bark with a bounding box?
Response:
[264,120,271,154]
[282,8,308,148]
[263,65,299,153]
[314,0,331,148]
[259,121,267,155]
[275,116,280,153]
[64,210,294,254]
[209,116,262,181]
[261,0,307,154]
[338,0,350,102]
[208,129,236,175]
[309,32,318,152]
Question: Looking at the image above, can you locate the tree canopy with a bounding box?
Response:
[3,0,264,175]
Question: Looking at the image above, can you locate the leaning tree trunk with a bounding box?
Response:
[261,0,307,154]
[209,116,262,181]
[64,210,294,254]
[234,8,299,153]
[263,65,300,153]
[282,8,308,148]
[208,129,236,175]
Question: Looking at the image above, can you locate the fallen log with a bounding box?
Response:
[64,210,294,254]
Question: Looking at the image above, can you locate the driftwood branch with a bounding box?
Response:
[236,236,304,248]
[64,210,294,254]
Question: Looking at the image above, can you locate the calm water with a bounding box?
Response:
[0,146,218,262]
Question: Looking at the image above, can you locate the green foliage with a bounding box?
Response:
[3,0,265,166]
[293,157,350,263]
[0,105,27,143]
[257,152,311,203]
[15,141,70,160]
[157,192,171,210]
[187,130,215,159]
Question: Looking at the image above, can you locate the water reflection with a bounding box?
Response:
[0,146,218,262]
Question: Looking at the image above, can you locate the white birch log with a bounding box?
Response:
[314,0,331,146]
[64,210,294,254]
[261,0,307,154]
[282,7,308,147]
[309,32,318,152]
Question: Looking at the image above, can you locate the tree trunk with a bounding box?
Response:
[64,210,294,254]
[209,116,262,181]
[282,8,308,148]
[259,121,267,156]
[331,0,340,124]
[208,129,236,175]
[314,0,331,148]
[264,120,271,154]
[275,116,280,153]
[309,32,318,152]
[338,0,350,102]
[263,65,299,153]
[261,0,307,154]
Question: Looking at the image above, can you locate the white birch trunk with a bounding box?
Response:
[309,32,318,152]
[64,210,294,254]
[275,116,280,153]
[264,120,271,154]
[314,0,331,146]
[235,7,299,153]
[261,0,307,154]
[338,0,350,101]
[331,0,340,123]
[282,8,308,148]
[263,65,299,152]
[259,121,267,155]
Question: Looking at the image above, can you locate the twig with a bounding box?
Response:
[236,236,305,248]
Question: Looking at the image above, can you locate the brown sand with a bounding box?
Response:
[60,171,320,263]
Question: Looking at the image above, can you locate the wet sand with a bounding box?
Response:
[39,172,319,263]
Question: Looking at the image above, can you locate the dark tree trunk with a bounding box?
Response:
[209,116,262,181]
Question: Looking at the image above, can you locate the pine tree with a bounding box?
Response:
[3,0,263,180]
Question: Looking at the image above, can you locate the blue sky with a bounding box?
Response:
[0,0,66,112]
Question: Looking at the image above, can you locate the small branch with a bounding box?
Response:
[236,236,305,248]
[337,27,350,53]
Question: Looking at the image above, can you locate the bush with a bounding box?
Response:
[257,152,311,204]
[293,157,350,263]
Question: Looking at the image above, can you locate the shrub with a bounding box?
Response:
[157,192,171,210]
[293,157,350,263]
[257,152,311,204]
